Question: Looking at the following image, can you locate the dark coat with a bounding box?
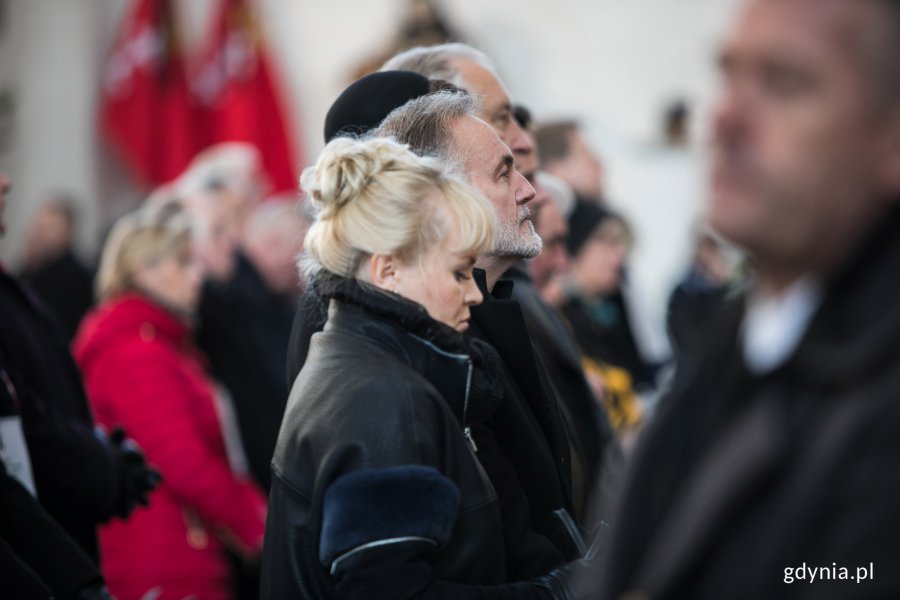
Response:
[285,273,329,387]
[468,269,579,564]
[601,207,900,599]
[561,289,658,390]
[283,270,576,576]
[262,276,549,599]
[197,252,294,491]
[505,261,617,522]
[0,457,103,600]
[20,251,94,340]
[0,268,119,561]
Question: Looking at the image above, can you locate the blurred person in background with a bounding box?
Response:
[529,171,574,308]
[600,0,900,597]
[178,142,269,238]
[242,197,309,307]
[19,193,94,339]
[534,121,605,206]
[667,225,744,363]
[0,170,158,565]
[180,142,306,494]
[73,201,266,600]
[179,186,239,285]
[560,203,656,404]
[199,195,308,494]
[537,118,669,392]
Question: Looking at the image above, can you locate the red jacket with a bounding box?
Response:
[73,294,267,600]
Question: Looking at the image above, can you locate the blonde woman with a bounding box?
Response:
[73,202,267,600]
[262,138,565,599]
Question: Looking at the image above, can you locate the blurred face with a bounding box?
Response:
[711,0,900,277]
[254,219,306,297]
[22,206,72,268]
[547,130,604,200]
[451,115,540,259]
[187,195,237,282]
[529,190,570,289]
[572,220,629,296]
[393,224,484,332]
[453,58,536,159]
[133,244,203,315]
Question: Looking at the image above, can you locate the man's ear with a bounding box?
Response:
[369,254,399,292]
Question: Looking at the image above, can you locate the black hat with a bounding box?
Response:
[323,71,431,143]
[566,200,614,256]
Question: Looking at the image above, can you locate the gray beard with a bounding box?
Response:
[493,216,543,259]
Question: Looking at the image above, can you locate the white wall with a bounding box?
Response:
[0,0,744,323]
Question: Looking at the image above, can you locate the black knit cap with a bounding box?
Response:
[323,71,431,143]
[566,200,614,256]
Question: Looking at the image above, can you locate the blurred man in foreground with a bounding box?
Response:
[601,0,900,597]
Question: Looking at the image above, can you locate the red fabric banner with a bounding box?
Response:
[193,0,300,193]
[99,0,199,187]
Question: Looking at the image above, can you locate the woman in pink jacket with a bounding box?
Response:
[74,201,266,600]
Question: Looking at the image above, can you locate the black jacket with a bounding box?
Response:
[0,457,104,600]
[0,268,119,561]
[197,253,294,491]
[505,262,617,522]
[601,206,900,599]
[468,269,579,563]
[284,270,577,575]
[20,251,94,340]
[285,273,329,387]
[262,276,550,599]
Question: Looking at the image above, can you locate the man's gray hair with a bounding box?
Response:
[381,43,497,89]
[374,90,477,174]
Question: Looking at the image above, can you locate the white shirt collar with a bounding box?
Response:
[742,276,823,375]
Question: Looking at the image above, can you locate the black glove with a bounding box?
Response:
[533,558,602,600]
[109,427,161,519]
[73,580,115,600]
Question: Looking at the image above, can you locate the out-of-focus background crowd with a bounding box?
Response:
[0,0,743,331]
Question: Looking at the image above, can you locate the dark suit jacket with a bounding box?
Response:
[468,269,579,568]
[505,261,616,522]
[197,253,294,491]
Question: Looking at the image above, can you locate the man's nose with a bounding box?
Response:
[514,171,536,205]
[713,83,751,148]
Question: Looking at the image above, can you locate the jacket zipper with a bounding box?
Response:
[462,357,477,453]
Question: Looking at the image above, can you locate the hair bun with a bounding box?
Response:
[301,138,416,219]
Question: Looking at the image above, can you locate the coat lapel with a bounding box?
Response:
[633,390,789,595]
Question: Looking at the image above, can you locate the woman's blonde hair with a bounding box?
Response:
[96,200,193,302]
[301,136,495,278]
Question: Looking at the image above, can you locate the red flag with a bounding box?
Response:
[99,0,199,186]
[193,0,300,193]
